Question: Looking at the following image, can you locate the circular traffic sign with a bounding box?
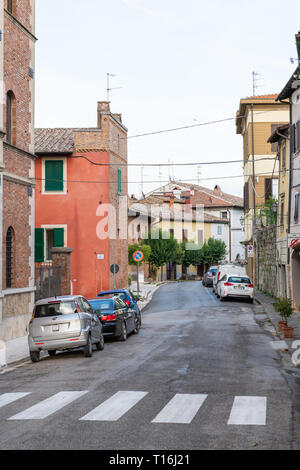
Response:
[110,264,120,274]
[133,250,144,262]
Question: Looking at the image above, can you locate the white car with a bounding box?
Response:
[213,264,247,295]
[217,274,254,303]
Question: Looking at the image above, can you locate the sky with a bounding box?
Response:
[35,0,300,199]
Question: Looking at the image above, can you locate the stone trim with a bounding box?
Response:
[2,287,36,296]
[3,172,35,187]
[4,142,37,160]
[4,9,37,42]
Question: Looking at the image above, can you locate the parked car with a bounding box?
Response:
[28,295,104,363]
[202,266,218,287]
[89,295,141,340]
[97,289,141,316]
[213,264,247,295]
[217,274,254,303]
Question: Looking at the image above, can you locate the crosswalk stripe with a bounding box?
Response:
[0,393,31,409]
[227,396,267,425]
[8,391,88,420]
[80,391,148,421]
[152,394,208,424]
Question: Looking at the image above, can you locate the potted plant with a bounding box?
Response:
[273,297,294,338]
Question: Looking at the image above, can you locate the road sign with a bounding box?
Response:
[289,238,300,249]
[247,245,254,258]
[133,250,144,262]
[110,264,119,274]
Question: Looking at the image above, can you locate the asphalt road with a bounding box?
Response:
[0,281,297,450]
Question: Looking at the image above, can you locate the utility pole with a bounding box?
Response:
[251,102,256,285]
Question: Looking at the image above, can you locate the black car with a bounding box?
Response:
[89,295,141,341]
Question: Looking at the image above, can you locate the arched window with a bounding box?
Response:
[6,226,15,288]
[6,91,16,145]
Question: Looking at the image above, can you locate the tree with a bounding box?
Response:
[128,243,151,266]
[144,229,182,280]
[200,238,227,271]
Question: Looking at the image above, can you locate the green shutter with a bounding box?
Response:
[53,228,64,247]
[117,168,121,195]
[35,228,44,263]
[45,160,64,191]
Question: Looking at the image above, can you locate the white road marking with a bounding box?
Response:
[0,393,31,409]
[8,391,88,420]
[152,394,208,424]
[227,396,267,425]
[80,391,148,421]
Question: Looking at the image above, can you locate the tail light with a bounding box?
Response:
[245,284,254,288]
[125,300,130,306]
[101,314,117,321]
[224,282,234,286]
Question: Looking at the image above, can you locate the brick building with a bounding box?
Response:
[34,101,128,300]
[0,0,36,366]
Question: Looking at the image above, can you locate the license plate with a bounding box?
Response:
[52,325,59,332]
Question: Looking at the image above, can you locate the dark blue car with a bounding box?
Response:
[97,289,141,317]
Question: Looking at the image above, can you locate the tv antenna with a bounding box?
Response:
[106,73,123,102]
[252,71,263,96]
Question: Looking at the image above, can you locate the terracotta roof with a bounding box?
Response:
[35,128,75,154]
[172,182,244,208]
[240,94,278,101]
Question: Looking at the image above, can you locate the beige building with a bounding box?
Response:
[236,94,289,279]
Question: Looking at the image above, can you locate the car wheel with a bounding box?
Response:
[133,316,141,334]
[83,335,93,357]
[248,298,254,304]
[48,350,56,357]
[119,321,127,341]
[220,294,224,301]
[30,351,40,363]
[96,334,105,351]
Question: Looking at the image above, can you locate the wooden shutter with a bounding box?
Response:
[244,182,249,210]
[297,121,300,152]
[265,178,272,202]
[282,141,286,173]
[291,124,296,155]
[45,160,64,191]
[35,228,44,263]
[53,228,64,247]
[117,168,121,195]
[295,192,299,222]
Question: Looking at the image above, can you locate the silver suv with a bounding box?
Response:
[28,295,104,362]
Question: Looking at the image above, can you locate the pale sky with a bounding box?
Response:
[35,0,300,198]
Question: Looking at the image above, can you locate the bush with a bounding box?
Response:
[272,297,294,324]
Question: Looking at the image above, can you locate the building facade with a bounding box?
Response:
[0,0,36,366]
[236,94,289,280]
[35,101,128,300]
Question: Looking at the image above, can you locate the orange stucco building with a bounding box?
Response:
[34,102,128,299]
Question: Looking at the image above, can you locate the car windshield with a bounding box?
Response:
[228,277,251,284]
[89,299,114,311]
[34,301,76,318]
[210,269,217,274]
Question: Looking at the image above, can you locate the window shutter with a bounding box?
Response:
[265,178,272,202]
[35,228,44,263]
[117,168,121,195]
[270,124,279,153]
[244,182,249,210]
[45,160,64,191]
[282,142,286,172]
[53,228,64,247]
[297,121,300,151]
[291,124,296,155]
[295,193,299,222]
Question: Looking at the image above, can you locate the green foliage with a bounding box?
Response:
[128,243,151,266]
[182,238,227,269]
[256,196,278,227]
[272,297,294,323]
[143,229,182,269]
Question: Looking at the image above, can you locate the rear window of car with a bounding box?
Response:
[34,301,76,318]
[210,269,217,274]
[89,299,114,311]
[228,277,251,284]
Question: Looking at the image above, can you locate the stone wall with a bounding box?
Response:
[256,226,277,297]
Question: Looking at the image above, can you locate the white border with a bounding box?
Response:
[41,157,67,195]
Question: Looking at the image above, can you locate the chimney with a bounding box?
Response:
[97,101,110,128]
[214,185,222,195]
[296,31,300,60]
[113,113,122,123]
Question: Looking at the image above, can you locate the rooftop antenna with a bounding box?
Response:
[106,73,123,102]
[252,71,263,96]
[197,165,202,186]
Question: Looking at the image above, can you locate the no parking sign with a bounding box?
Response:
[133,250,144,263]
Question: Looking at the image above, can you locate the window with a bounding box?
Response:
[294,193,299,223]
[45,160,64,192]
[265,178,273,202]
[217,226,222,236]
[198,230,203,245]
[7,0,14,15]
[221,211,228,219]
[6,227,14,288]
[34,227,65,263]
[271,124,280,153]
[280,195,285,230]
[6,91,16,145]
[244,181,249,210]
[182,229,188,241]
[297,120,300,152]
[117,168,122,195]
[291,124,296,155]
[282,142,286,175]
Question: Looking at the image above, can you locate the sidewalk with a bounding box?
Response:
[130,281,165,311]
[255,290,300,360]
